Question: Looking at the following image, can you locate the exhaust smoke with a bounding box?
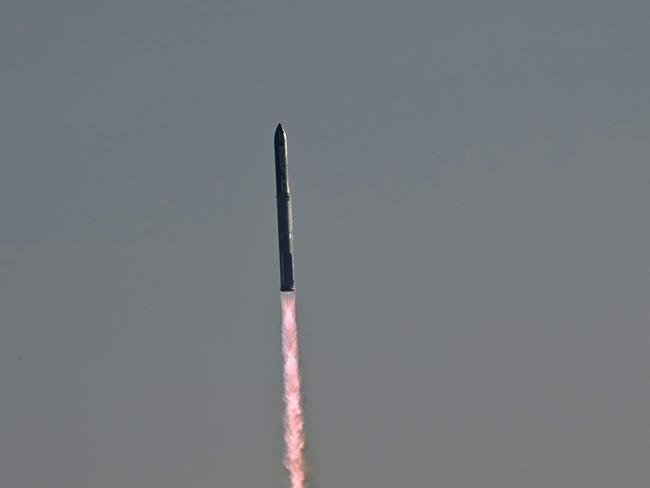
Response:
[281,291,305,488]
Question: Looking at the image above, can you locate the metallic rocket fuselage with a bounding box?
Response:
[274,124,295,291]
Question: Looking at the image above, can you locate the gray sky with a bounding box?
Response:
[1,1,648,487]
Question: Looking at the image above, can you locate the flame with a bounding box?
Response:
[281,291,305,488]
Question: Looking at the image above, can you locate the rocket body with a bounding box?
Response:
[274,124,295,291]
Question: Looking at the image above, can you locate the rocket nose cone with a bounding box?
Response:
[275,123,286,145]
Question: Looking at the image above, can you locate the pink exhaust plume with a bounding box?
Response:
[281,291,305,488]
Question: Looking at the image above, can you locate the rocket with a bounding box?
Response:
[274,123,295,291]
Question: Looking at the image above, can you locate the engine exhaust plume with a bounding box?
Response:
[281,291,305,488]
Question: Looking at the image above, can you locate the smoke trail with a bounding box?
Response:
[281,291,305,488]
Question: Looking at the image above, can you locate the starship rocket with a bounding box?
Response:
[274,123,295,291]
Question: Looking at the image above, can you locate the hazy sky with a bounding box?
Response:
[1,1,648,487]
